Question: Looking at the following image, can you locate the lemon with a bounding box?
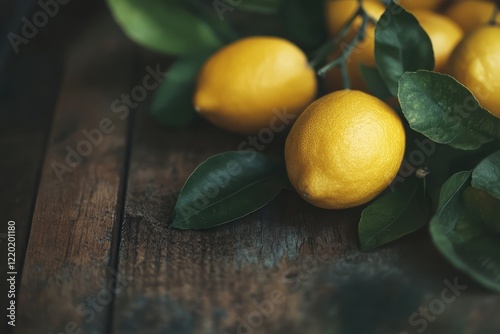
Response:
[194,37,317,134]
[447,25,500,118]
[325,0,386,91]
[445,1,497,33]
[285,90,406,209]
[412,10,463,73]
[398,0,446,11]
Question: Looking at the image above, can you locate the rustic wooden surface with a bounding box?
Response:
[0,1,101,333]
[2,4,500,334]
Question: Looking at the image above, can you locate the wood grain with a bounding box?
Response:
[14,15,135,334]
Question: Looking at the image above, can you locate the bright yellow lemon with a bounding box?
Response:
[194,37,317,134]
[285,90,406,209]
[412,10,463,73]
[445,0,497,33]
[447,25,500,118]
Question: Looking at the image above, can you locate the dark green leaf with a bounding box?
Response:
[359,176,428,251]
[375,2,434,96]
[149,51,215,127]
[107,0,222,55]
[171,151,288,229]
[359,65,393,100]
[399,71,500,150]
[431,171,471,231]
[421,141,499,214]
[430,171,500,292]
[472,150,500,200]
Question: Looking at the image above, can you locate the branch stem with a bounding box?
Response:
[317,9,369,80]
[308,7,361,69]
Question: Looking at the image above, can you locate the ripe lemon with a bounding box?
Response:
[447,25,500,118]
[412,10,463,73]
[398,0,446,11]
[285,90,406,209]
[445,1,497,33]
[325,0,386,91]
[194,37,317,134]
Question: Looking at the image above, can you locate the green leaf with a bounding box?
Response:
[399,71,500,150]
[430,171,500,292]
[359,176,429,251]
[472,150,500,200]
[422,141,500,213]
[431,171,471,233]
[107,0,223,55]
[359,65,393,100]
[171,152,288,229]
[149,51,215,127]
[375,2,434,96]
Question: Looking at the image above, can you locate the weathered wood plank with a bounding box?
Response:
[2,4,134,333]
[0,2,104,332]
[0,47,63,334]
[0,37,64,334]
[14,15,135,333]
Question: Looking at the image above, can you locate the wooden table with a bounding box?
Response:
[1,3,499,334]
